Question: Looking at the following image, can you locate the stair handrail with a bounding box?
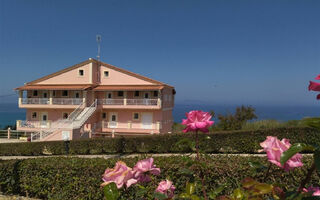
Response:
[72,99,97,128]
[68,101,85,121]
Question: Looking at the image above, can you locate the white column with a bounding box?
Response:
[49,91,53,105]
[83,91,87,105]
[124,91,127,105]
[18,90,23,105]
[158,90,162,107]
[156,121,161,131]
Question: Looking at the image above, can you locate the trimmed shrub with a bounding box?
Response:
[0,156,318,199]
[0,127,319,156]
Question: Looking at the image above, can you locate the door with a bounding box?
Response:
[74,91,81,104]
[143,92,150,105]
[43,92,48,98]
[42,91,49,104]
[108,112,117,128]
[141,113,153,129]
[74,91,80,98]
[106,92,113,104]
[40,112,48,128]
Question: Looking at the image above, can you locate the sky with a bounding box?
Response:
[0,0,320,106]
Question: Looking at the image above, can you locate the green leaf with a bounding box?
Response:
[190,194,201,200]
[179,193,190,198]
[103,183,120,200]
[253,183,273,195]
[153,192,168,200]
[186,182,196,195]
[302,117,320,130]
[314,150,320,174]
[233,188,244,200]
[280,143,315,166]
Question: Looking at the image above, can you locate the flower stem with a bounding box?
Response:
[263,163,272,182]
[194,131,208,200]
[298,162,316,191]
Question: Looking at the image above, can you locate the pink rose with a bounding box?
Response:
[308,75,320,99]
[260,136,303,171]
[303,186,320,196]
[181,110,214,133]
[155,180,176,199]
[101,161,137,189]
[133,157,160,183]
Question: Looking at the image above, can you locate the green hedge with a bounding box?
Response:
[0,127,319,156]
[0,156,319,199]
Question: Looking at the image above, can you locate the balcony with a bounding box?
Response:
[97,98,160,109]
[16,120,52,131]
[19,98,83,108]
[96,120,161,134]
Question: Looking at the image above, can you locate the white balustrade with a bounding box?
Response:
[52,98,83,105]
[126,99,158,105]
[21,98,83,105]
[98,99,158,106]
[18,120,51,128]
[21,98,50,105]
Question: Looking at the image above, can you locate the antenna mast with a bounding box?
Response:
[96,35,102,61]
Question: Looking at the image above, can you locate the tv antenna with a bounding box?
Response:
[96,35,102,61]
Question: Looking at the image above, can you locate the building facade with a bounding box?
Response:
[15,58,175,141]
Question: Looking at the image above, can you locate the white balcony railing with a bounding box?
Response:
[21,98,49,105]
[20,98,83,105]
[17,120,51,129]
[98,99,124,105]
[52,98,83,105]
[101,121,159,130]
[98,99,158,106]
[126,99,158,106]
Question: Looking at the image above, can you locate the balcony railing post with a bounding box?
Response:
[18,91,23,105]
[16,120,21,129]
[49,91,53,105]
[156,121,161,131]
[83,91,87,106]
[157,98,161,106]
[124,91,127,105]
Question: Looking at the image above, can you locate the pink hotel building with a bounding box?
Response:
[15,58,175,141]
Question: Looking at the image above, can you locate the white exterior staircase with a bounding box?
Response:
[30,100,97,141]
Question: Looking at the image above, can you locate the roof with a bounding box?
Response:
[15,58,174,90]
[15,84,93,90]
[93,85,165,91]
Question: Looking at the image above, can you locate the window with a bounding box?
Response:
[75,92,80,98]
[79,69,84,76]
[133,112,139,120]
[153,91,158,97]
[62,113,69,119]
[102,112,107,119]
[144,92,149,98]
[32,112,37,119]
[62,90,68,97]
[134,91,140,97]
[111,115,116,121]
[118,91,124,97]
[33,90,38,96]
[107,92,112,99]
[53,91,56,97]
[104,71,109,77]
[43,92,48,98]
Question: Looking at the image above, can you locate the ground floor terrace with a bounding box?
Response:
[16,108,174,137]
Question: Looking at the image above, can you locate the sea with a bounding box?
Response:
[1,103,320,129]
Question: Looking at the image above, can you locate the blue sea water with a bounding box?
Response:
[1,103,320,128]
